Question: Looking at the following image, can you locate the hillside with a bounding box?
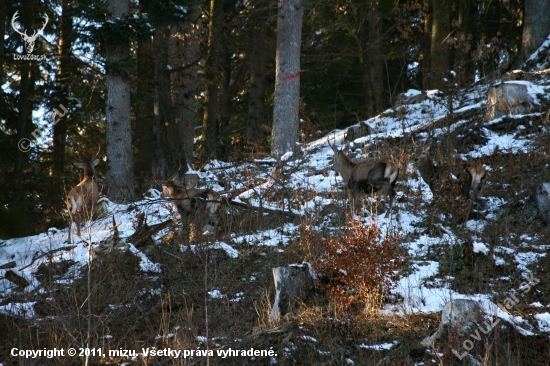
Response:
[2,67,550,365]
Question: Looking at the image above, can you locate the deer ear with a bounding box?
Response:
[73,162,86,169]
[91,159,100,167]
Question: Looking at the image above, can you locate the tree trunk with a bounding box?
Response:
[368,0,383,115]
[420,2,432,90]
[200,0,225,161]
[134,34,155,191]
[247,0,268,146]
[455,0,474,83]
[169,8,202,170]
[52,0,74,177]
[105,0,136,201]
[515,0,550,67]
[271,0,304,159]
[152,28,172,179]
[13,61,32,207]
[429,0,451,90]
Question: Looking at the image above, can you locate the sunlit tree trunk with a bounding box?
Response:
[105,0,136,201]
[271,0,304,159]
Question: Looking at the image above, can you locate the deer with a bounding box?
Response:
[331,143,399,217]
[66,159,100,243]
[161,180,222,227]
[462,162,486,202]
[413,138,486,205]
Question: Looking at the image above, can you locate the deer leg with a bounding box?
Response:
[74,214,81,237]
[384,187,394,218]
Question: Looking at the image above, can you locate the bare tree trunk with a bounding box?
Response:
[105,0,136,201]
[515,0,550,67]
[169,7,202,169]
[133,34,155,191]
[13,0,35,207]
[13,61,32,207]
[152,28,172,179]
[271,0,304,159]
[429,0,451,90]
[201,0,224,161]
[52,0,74,177]
[420,1,432,90]
[368,0,384,115]
[247,0,268,145]
[455,0,474,84]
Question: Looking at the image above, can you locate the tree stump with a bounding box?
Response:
[523,182,550,224]
[486,82,537,120]
[421,299,485,347]
[269,264,314,321]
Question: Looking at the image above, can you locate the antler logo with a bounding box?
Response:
[11,11,48,54]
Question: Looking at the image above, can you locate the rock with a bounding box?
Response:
[396,89,425,106]
[486,82,538,120]
[523,182,550,224]
[421,299,485,347]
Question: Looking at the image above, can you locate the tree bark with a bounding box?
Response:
[105,0,136,201]
[271,0,304,159]
[152,28,172,179]
[134,33,155,190]
[368,0,383,115]
[52,0,74,177]
[169,8,202,170]
[247,0,268,145]
[13,61,32,207]
[429,0,451,90]
[515,0,550,67]
[200,0,225,161]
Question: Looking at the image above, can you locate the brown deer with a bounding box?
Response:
[161,180,222,227]
[331,144,399,217]
[462,162,486,202]
[413,139,486,202]
[66,159,100,243]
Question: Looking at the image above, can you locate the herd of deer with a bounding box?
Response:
[330,138,486,218]
[65,138,486,242]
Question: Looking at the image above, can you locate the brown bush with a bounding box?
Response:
[316,217,406,307]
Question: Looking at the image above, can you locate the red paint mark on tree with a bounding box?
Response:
[283,71,300,82]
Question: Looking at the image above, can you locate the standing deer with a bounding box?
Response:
[413,139,437,191]
[462,163,486,202]
[413,139,486,201]
[331,144,399,217]
[161,180,222,227]
[66,159,100,243]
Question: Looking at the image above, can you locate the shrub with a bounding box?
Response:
[317,217,406,307]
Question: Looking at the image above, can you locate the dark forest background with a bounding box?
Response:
[1,0,548,238]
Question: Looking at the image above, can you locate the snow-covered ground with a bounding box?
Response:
[1,70,550,361]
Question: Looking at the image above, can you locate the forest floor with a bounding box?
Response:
[2,69,550,365]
